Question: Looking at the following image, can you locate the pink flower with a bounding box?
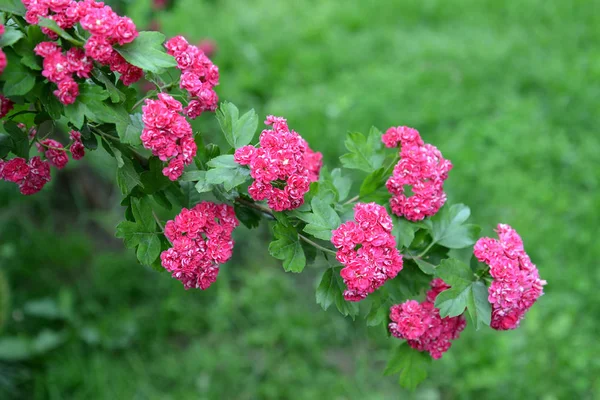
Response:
[384,127,452,221]
[165,35,220,119]
[1,158,30,183]
[38,138,69,169]
[160,202,239,290]
[141,95,196,180]
[331,203,403,301]
[233,115,322,211]
[389,279,467,359]
[69,130,85,160]
[0,95,14,118]
[474,224,546,330]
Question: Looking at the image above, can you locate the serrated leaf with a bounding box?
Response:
[413,258,436,275]
[179,181,202,208]
[434,284,471,317]
[359,167,386,197]
[316,267,359,319]
[384,343,430,391]
[466,281,492,330]
[131,197,156,232]
[92,70,126,103]
[0,1,26,16]
[116,157,143,195]
[0,25,24,47]
[115,31,177,73]
[205,166,250,191]
[206,154,237,168]
[0,49,35,96]
[37,17,80,44]
[268,223,306,273]
[115,221,142,248]
[3,121,29,159]
[140,157,170,194]
[366,300,388,327]
[297,197,341,241]
[234,203,261,229]
[136,234,161,265]
[117,113,143,146]
[0,133,12,158]
[435,258,473,287]
[392,216,417,248]
[425,204,481,249]
[340,127,385,172]
[330,168,351,201]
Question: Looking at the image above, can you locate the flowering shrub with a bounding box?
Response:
[0,1,546,390]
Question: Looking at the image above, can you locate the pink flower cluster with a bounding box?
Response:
[141,93,196,181]
[0,95,13,119]
[383,126,452,221]
[165,36,219,119]
[160,202,239,290]
[234,116,322,211]
[474,224,546,330]
[0,156,51,195]
[34,42,93,104]
[389,279,467,359]
[0,24,6,76]
[35,129,84,168]
[331,202,403,301]
[23,0,143,100]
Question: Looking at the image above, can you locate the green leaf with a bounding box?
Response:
[116,157,143,195]
[435,258,473,288]
[0,49,35,96]
[118,114,143,146]
[413,258,436,275]
[180,170,206,182]
[234,202,262,229]
[195,173,214,193]
[425,204,481,249]
[330,168,351,201]
[31,329,66,354]
[93,70,126,103]
[3,121,29,159]
[0,133,12,158]
[340,127,385,172]
[365,298,388,327]
[136,234,161,265]
[205,166,250,191]
[216,102,258,148]
[115,31,177,74]
[296,197,341,241]
[64,83,111,128]
[0,0,26,16]
[179,181,202,208]
[206,154,237,168]
[0,25,24,47]
[316,267,359,319]
[434,283,471,318]
[0,337,33,361]
[268,223,306,273]
[359,167,386,197]
[131,197,156,232]
[37,17,80,45]
[466,281,492,330]
[384,343,430,390]
[392,216,417,248]
[115,221,142,248]
[140,157,170,194]
[41,84,64,120]
[205,155,250,191]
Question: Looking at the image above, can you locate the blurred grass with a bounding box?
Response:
[1,0,600,398]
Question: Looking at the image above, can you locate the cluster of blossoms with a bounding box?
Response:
[474,224,546,330]
[331,202,403,301]
[234,116,322,211]
[165,35,219,119]
[389,279,467,359]
[36,129,84,169]
[34,41,93,104]
[383,126,452,221]
[0,24,6,75]
[0,156,51,195]
[141,93,196,181]
[0,94,13,119]
[160,202,239,290]
[22,0,142,103]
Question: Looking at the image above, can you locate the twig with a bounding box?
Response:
[298,234,337,255]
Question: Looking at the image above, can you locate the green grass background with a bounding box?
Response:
[1,0,599,398]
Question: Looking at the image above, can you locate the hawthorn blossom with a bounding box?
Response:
[234,115,322,211]
[0,24,6,75]
[0,94,13,118]
[389,278,466,359]
[331,202,403,301]
[474,224,546,330]
[160,202,239,290]
[37,139,69,169]
[165,35,220,119]
[0,156,51,195]
[384,126,452,221]
[141,93,196,181]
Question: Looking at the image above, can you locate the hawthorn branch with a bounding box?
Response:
[298,234,337,256]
